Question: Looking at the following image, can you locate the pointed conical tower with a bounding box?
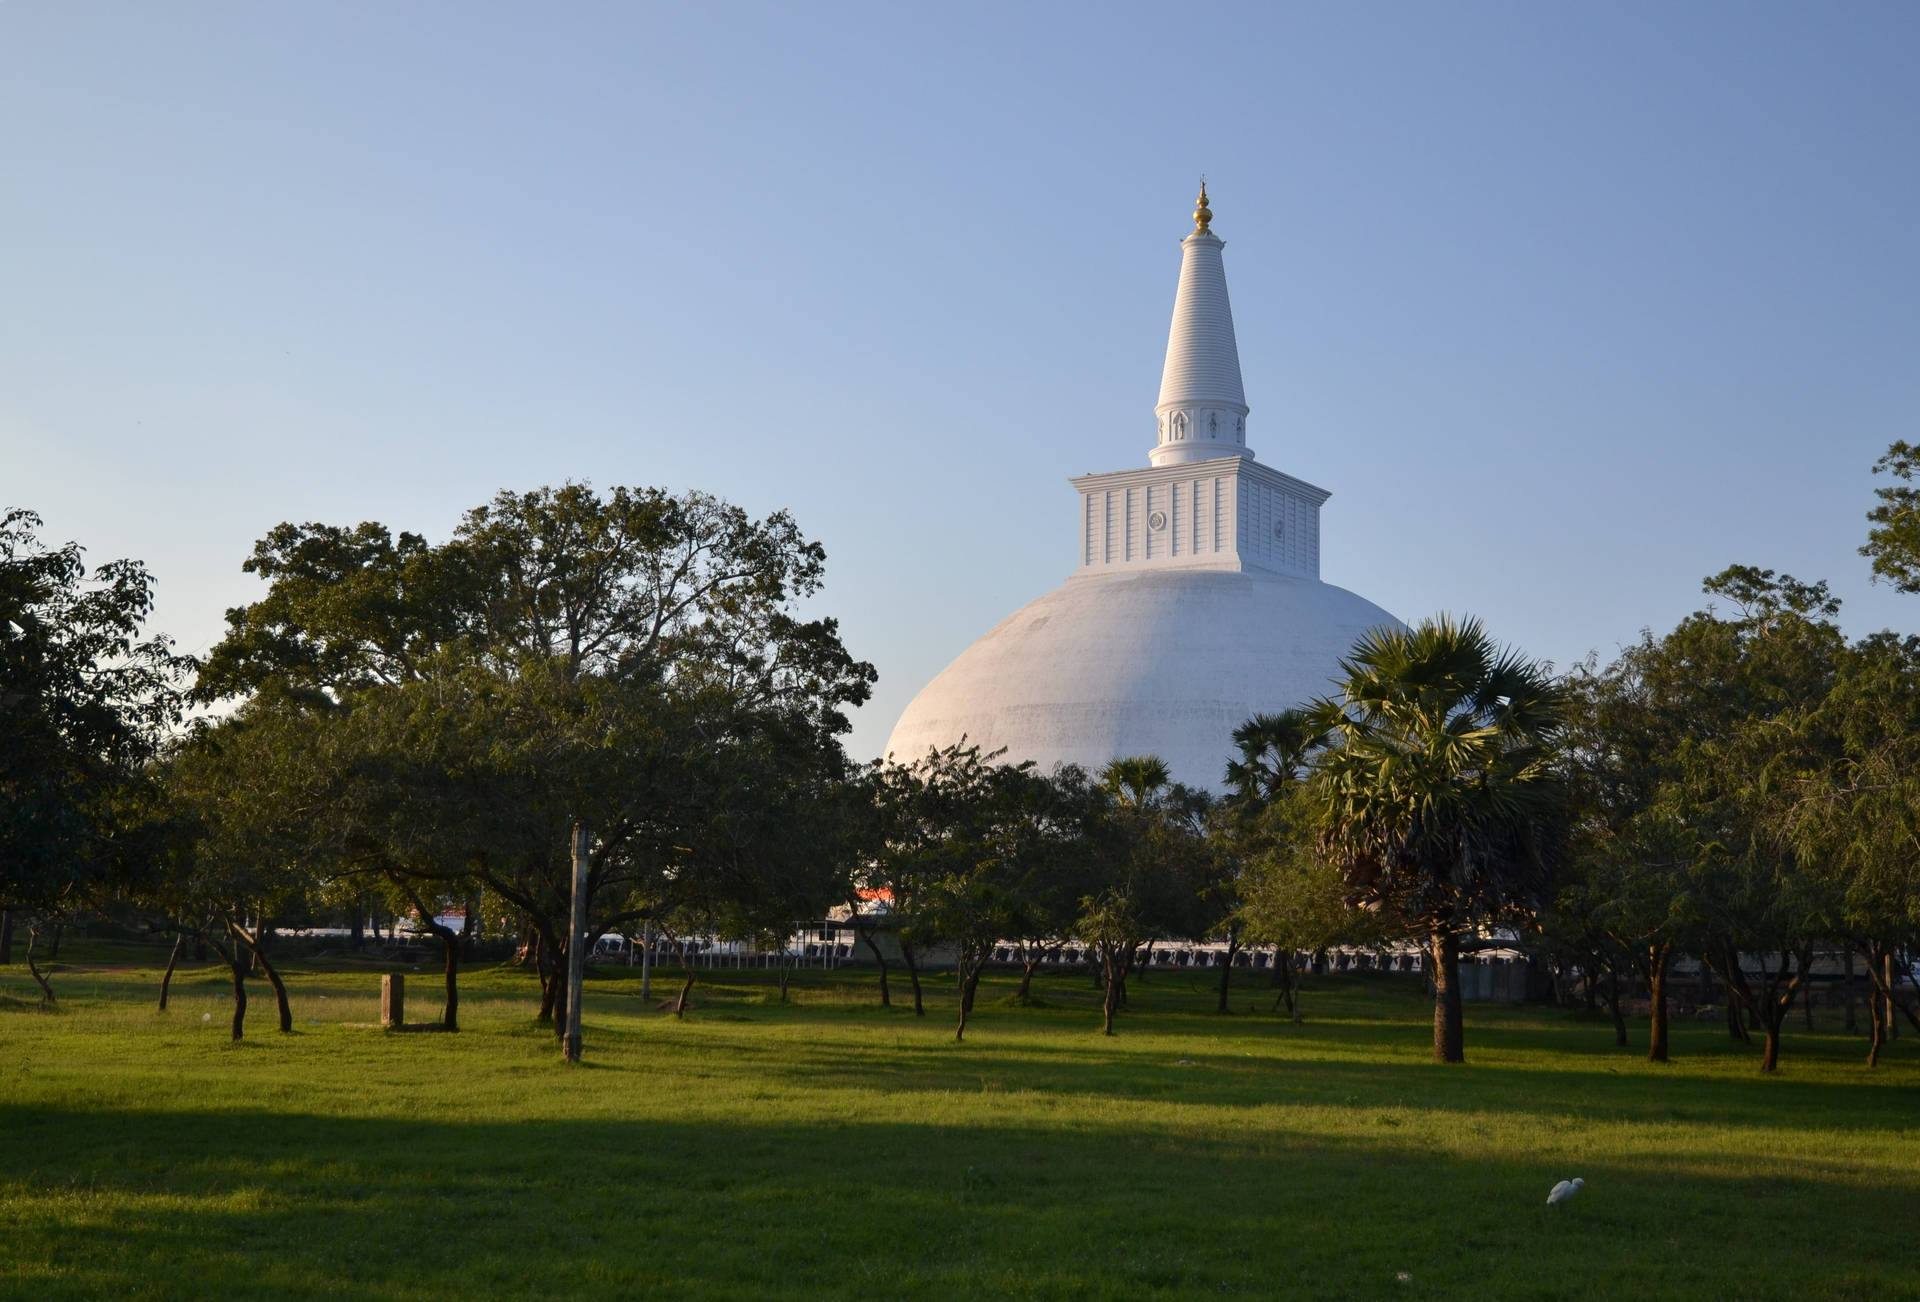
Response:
[1153,184,1251,466]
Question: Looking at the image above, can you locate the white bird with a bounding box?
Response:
[1547,1177,1585,1206]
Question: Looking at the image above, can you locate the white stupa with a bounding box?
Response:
[885,187,1400,789]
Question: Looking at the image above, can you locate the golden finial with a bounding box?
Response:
[1192,180,1212,234]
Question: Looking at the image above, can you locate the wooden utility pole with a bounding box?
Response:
[564,822,590,1063]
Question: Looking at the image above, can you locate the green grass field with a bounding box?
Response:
[4,945,1918,1301]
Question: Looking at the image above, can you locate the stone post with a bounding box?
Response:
[381,973,404,1028]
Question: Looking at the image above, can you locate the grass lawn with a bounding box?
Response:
[4,943,1919,1301]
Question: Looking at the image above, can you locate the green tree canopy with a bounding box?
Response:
[186,484,874,1042]
[1862,440,1920,593]
[1,509,192,934]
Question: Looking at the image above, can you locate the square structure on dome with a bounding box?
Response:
[1070,456,1328,581]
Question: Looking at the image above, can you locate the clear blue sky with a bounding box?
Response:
[6,2,1918,761]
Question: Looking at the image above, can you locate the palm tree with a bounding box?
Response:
[1099,755,1171,811]
[1311,615,1567,1063]
[1225,709,1327,806]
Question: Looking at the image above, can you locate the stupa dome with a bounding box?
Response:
[885,188,1402,790]
[885,569,1397,788]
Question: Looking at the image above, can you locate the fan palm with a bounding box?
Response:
[1311,615,1567,1062]
[1225,708,1328,806]
[1099,755,1171,811]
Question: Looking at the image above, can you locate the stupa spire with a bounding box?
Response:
[1152,183,1250,467]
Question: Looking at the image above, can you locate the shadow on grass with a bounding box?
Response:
[5,1103,1916,1302]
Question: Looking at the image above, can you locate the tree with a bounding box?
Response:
[1221,709,1335,1016]
[0,509,191,998]
[997,765,1106,1004]
[193,484,874,1047]
[1559,654,1707,1061]
[1078,756,1210,1035]
[161,707,333,1038]
[867,741,1036,1030]
[1310,616,1568,1063]
[1672,568,1845,1072]
[1778,631,1920,1065]
[1225,711,1327,807]
[1563,568,1846,1072]
[1234,785,1387,1022]
[1862,441,1920,593]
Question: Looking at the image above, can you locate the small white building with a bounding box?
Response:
[886,187,1400,789]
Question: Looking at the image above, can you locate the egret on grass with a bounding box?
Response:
[1547,1178,1585,1206]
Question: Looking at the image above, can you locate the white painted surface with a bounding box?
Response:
[1152,229,1251,467]
[883,569,1399,790]
[1070,456,1329,579]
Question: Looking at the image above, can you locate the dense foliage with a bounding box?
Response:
[7,443,1920,1066]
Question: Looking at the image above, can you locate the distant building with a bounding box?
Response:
[886,187,1400,788]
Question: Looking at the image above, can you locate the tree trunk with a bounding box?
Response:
[461,894,478,959]
[229,957,248,1040]
[1016,960,1036,1004]
[1843,949,1858,1033]
[1750,948,1809,1074]
[1605,965,1627,1047]
[1430,927,1463,1063]
[1646,942,1670,1063]
[550,944,569,1038]
[665,932,695,1019]
[392,878,460,1032]
[24,926,55,1004]
[955,946,980,1042]
[440,930,460,1030]
[534,929,558,1023]
[231,920,293,1033]
[900,940,925,1017]
[209,932,249,1041]
[350,901,366,951]
[1709,946,1754,1044]
[856,926,891,1007]
[1100,944,1124,1036]
[1883,951,1900,1040]
[1216,935,1240,1013]
[672,961,694,1020]
[158,930,184,1011]
[1869,986,1886,1067]
[1760,1015,1783,1072]
[0,909,13,964]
